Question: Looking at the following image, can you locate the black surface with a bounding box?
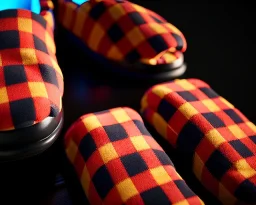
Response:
[1,2,255,204]
[0,137,62,204]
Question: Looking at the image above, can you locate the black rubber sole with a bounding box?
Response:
[0,111,64,162]
[131,63,187,82]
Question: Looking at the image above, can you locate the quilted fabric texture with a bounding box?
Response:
[0,1,63,131]
[141,79,256,204]
[65,107,204,205]
[58,0,186,65]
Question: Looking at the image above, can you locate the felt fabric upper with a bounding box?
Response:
[141,79,256,204]
[65,107,203,205]
[0,1,63,131]
[58,0,186,65]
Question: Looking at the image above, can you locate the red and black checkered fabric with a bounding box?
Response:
[141,79,256,204]
[65,107,204,205]
[58,0,186,65]
[0,1,63,131]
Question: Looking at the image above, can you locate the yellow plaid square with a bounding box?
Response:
[202,99,220,112]
[140,95,148,112]
[228,125,246,139]
[246,122,256,132]
[235,159,256,178]
[109,4,126,20]
[82,115,102,132]
[175,79,196,90]
[150,166,172,185]
[111,109,131,123]
[205,129,226,148]
[166,23,182,35]
[88,23,105,50]
[44,11,54,28]
[45,31,55,54]
[149,23,168,34]
[66,139,78,163]
[131,136,151,151]
[99,143,118,164]
[152,85,172,98]
[117,179,139,202]
[193,153,204,180]
[0,87,9,104]
[20,48,38,65]
[178,102,199,119]
[73,11,87,36]
[127,27,145,47]
[133,4,147,13]
[173,200,190,205]
[219,97,234,109]
[28,82,48,98]
[152,113,168,139]
[107,45,123,60]
[81,165,91,196]
[18,18,32,33]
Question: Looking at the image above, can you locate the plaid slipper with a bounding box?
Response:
[65,107,204,204]
[141,79,256,204]
[0,0,64,161]
[57,0,187,81]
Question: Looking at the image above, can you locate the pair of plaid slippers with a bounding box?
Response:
[65,79,256,205]
[0,0,255,204]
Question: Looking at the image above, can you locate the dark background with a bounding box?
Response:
[2,2,255,205]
